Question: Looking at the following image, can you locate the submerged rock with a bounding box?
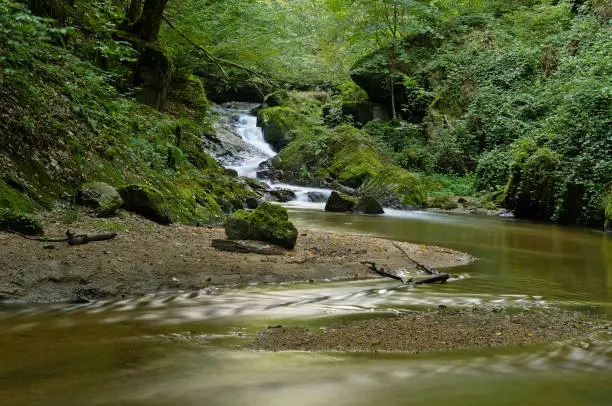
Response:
[356,196,384,214]
[224,202,298,249]
[306,191,327,203]
[267,188,296,203]
[76,182,123,217]
[118,184,172,225]
[0,209,44,235]
[325,191,357,212]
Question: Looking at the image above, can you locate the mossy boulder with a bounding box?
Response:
[0,209,44,235]
[257,107,302,151]
[76,182,123,217]
[264,90,290,107]
[360,167,426,210]
[356,196,384,214]
[328,126,386,188]
[325,191,357,212]
[118,184,172,224]
[225,202,298,249]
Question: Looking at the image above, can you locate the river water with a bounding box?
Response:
[0,110,610,405]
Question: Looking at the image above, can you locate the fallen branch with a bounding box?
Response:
[414,273,450,285]
[5,229,117,245]
[391,241,438,275]
[361,261,406,283]
[66,230,117,246]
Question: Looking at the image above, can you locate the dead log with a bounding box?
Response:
[391,241,438,275]
[414,273,450,285]
[360,261,406,283]
[66,230,117,246]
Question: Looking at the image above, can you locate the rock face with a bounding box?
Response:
[76,182,123,217]
[356,196,384,214]
[118,184,172,224]
[134,45,171,112]
[257,107,301,151]
[225,202,298,249]
[325,191,357,212]
[0,209,44,235]
[359,167,426,210]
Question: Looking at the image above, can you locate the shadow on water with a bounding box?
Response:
[0,209,610,405]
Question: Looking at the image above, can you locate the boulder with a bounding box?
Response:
[268,188,296,202]
[257,107,302,151]
[76,182,123,217]
[306,191,327,203]
[118,184,172,224]
[359,167,426,210]
[245,197,261,209]
[356,196,384,214]
[250,202,298,249]
[224,202,298,249]
[225,210,252,240]
[0,209,44,235]
[325,191,357,212]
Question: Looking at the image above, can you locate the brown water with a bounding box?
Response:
[0,209,610,405]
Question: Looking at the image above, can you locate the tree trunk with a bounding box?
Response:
[127,0,144,23]
[136,0,169,42]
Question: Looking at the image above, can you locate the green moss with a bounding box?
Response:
[0,208,44,235]
[118,184,172,224]
[257,107,302,151]
[428,195,458,210]
[329,126,386,188]
[77,182,123,217]
[0,181,38,212]
[224,203,298,249]
[361,167,427,209]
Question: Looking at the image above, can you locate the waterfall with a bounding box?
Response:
[215,104,333,206]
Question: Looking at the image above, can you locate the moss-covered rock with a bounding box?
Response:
[264,89,290,107]
[325,191,357,212]
[224,202,298,249]
[504,147,560,221]
[428,195,459,210]
[118,184,172,224]
[356,196,384,214]
[76,182,123,217]
[257,107,302,151]
[360,167,426,210]
[250,202,298,249]
[0,209,44,235]
[225,209,252,240]
[329,126,386,188]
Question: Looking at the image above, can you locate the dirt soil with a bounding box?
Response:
[0,211,473,303]
[245,308,607,353]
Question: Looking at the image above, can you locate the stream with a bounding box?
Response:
[0,108,610,405]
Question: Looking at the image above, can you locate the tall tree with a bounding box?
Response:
[127,0,143,24]
[132,0,168,41]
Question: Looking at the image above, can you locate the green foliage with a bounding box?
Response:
[0,208,44,235]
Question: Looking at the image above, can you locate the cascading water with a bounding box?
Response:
[215,103,333,205]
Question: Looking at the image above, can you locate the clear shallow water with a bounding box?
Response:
[0,209,611,405]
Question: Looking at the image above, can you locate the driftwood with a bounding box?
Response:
[391,241,438,275]
[66,230,117,246]
[361,261,450,285]
[361,261,406,283]
[6,229,117,245]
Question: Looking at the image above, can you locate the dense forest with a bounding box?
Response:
[0,0,610,230]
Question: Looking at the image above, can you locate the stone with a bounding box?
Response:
[268,188,296,202]
[359,167,426,210]
[224,202,298,249]
[211,239,286,255]
[0,209,44,235]
[76,182,123,217]
[118,184,172,224]
[356,196,384,214]
[245,197,261,209]
[307,191,327,203]
[325,191,357,212]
